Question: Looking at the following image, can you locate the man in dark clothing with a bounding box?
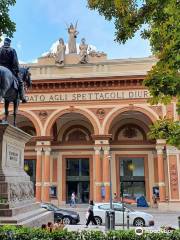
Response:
[85,200,97,227]
[0,37,27,103]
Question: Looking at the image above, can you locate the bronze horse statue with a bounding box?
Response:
[0,66,31,126]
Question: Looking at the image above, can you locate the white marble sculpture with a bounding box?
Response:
[79,38,88,64]
[68,23,79,54]
[55,38,66,64]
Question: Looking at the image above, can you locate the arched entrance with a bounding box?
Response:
[108,110,155,203]
[50,112,95,204]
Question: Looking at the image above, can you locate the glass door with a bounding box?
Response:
[120,157,145,199]
[66,158,90,203]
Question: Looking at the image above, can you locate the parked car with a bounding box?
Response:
[93,203,154,227]
[41,202,80,225]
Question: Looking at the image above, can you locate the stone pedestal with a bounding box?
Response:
[0,123,53,226]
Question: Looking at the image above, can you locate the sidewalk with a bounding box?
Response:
[59,204,180,214]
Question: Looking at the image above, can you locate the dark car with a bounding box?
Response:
[41,202,80,225]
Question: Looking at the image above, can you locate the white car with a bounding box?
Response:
[93,203,154,227]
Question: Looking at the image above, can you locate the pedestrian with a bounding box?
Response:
[85,200,97,228]
[53,219,64,230]
[41,224,47,230]
[113,192,118,202]
[70,192,76,207]
[47,222,53,232]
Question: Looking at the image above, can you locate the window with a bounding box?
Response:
[50,186,57,198]
[113,203,123,211]
[120,158,145,198]
[98,204,110,210]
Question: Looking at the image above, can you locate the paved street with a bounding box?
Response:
[62,206,180,232]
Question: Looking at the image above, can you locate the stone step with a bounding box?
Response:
[0,208,54,227]
[0,208,47,224]
[0,202,40,217]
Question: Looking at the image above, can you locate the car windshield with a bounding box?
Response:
[45,203,59,211]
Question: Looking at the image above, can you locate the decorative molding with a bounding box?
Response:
[158,182,165,187]
[96,108,106,120]
[36,182,42,186]
[95,139,109,145]
[89,108,113,123]
[43,182,51,186]
[150,106,163,117]
[32,110,55,124]
[28,76,145,93]
[166,146,180,155]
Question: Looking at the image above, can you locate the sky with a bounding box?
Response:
[7,0,152,63]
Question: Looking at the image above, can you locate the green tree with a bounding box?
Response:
[88,0,180,148]
[88,0,180,110]
[0,0,16,39]
[148,118,180,149]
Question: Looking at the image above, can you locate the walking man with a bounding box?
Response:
[70,192,76,208]
[85,200,97,227]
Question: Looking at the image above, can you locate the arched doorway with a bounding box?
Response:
[50,112,94,203]
[109,110,155,203]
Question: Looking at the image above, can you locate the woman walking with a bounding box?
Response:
[85,200,97,227]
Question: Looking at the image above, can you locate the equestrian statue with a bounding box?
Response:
[0,37,31,126]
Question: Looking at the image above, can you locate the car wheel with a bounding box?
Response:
[133,218,145,227]
[94,216,102,225]
[62,216,71,225]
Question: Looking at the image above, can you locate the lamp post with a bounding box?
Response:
[100,147,115,230]
[109,152,115,230]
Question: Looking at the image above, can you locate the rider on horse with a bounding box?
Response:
[0,37,27,103]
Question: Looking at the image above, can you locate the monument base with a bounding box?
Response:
[0,202,53,227]
[0,124,53,226]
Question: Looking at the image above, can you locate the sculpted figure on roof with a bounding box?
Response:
[79,38,88,64]
[55,38,66,64]
[67,22,79,54]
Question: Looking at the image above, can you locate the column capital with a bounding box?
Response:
[102,146,110,155]
[44,147,51,155]
[156,144,165,155]
[94,146,101,154]
[35,147,43,154]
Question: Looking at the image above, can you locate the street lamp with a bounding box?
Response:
[100,147,115,230]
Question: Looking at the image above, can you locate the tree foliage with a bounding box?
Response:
[88,0,180,110]
[148,118,180,149]
[88,0,180,148]
[0,0,16,39]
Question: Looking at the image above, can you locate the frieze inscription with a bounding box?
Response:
[26,90,150,103]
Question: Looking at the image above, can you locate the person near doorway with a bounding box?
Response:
[85,200,97,228]
[70,192,76,207]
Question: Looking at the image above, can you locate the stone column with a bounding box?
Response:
[103,146,110,202]
[156,141,166,202]
[42,147,51,202]
[35,148,42,202]
[166,146,180,201]
[94,147,102,202]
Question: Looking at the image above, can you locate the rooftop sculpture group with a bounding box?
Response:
[48,22,106,65]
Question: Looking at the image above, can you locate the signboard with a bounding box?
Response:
[26,90,150,103]
[6,144,21,167]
